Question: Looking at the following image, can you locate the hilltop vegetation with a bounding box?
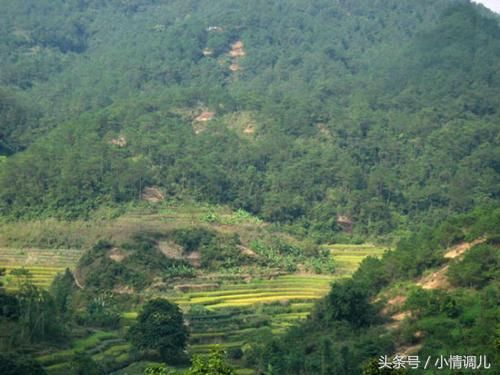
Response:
[0,0,498,239]
[253,207,500,374]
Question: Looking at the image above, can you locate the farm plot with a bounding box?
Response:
[0,247,82,290]
[329,244,387,275]
[118,245,387,358]
[29,242,385,372]
[37,330,131,375]
[175,246,386,354]
[170,275,335,309]
[141,275,337,355]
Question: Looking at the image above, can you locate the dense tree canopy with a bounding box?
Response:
[128,299,189,364]
[252,208,500,374]
[0,0,497,240]
[0,1,498,374]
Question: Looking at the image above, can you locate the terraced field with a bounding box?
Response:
[0,247,82,290]
[2,240,386,373]
[116,275,338,373]
[118,245,388,365]
[171,274,334,309]
[329,244,388,275]
[37,275,329,374]
[178,275,336,354]
[37,331,131,375]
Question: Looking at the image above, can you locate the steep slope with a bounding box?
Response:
[253,208,499,374]
[0,1,498,239]
[0,0,450,123]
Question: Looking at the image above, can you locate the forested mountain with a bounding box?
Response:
[253,207,500,374]
[1,0,498,238]
[0,1,499,374]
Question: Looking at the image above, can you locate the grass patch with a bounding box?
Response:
[73,331,120,351]
[0,247,83,290]
[329,244,387,275]
[92,343,131,361]
[37,350,75,367]
[45,362,72,375]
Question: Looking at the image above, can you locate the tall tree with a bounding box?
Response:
[128,299,189,364]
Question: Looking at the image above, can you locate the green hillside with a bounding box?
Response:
[0,0,498,237]
[0,0,499,374]
[0,203,385,374]
[255,208,500,374]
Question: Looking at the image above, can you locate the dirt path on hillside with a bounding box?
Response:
[418,238,485,290]
[444,238,485,259]
[385,238,486,353]
[72,270,84,289]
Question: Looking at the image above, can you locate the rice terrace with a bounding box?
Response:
[0,248,82,290]
[0,204,386,374]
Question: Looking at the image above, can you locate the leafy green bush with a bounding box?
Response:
[81,293,121,329]
[144,363,178,375]
[0,353,46,375]
[405,288,461,319]
[128,299,189,364]
[447,244,499,288]
[79,235,195,291]
[169,228,216,252]
[249,237,334,273]
[186,348,235,375]
[169,228,248,270]
[326,279,376,327]
[70,352,103,375]
[199,234,244,269]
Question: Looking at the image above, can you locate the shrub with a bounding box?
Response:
[169,228,216,252]
[0,353,46,375]
[186,348,235,375]
[128,299,189,364]
[70,352,103,375]
[447,244,499,289]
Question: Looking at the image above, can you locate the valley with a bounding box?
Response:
[0,206,386,373]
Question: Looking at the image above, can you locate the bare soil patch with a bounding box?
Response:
[229,63,240,72]
[108,247,127,262]
[223,111,258,137]
[381,295,407,316]
[444,238,485,259]
[194,111,215,122]
[316,123,332,138]
[416,238,485,290]
[392,311,410,322]
[113,285,135,294]
[229,41,246,57]
[203,48,213,56]
[158,241,184,259]
[417,265,451,290]
[238,245,258,258]
[186,251,201,268]
[142,187,165,203]
[109,135,127,147]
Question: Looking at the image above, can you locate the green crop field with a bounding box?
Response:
[0,247,83,290]
[120,244,384,360]
[122,274,341,355]
[36,330,130,374]
[168,274,336,310]
[3,241,385,373]
[329,244,388,275]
